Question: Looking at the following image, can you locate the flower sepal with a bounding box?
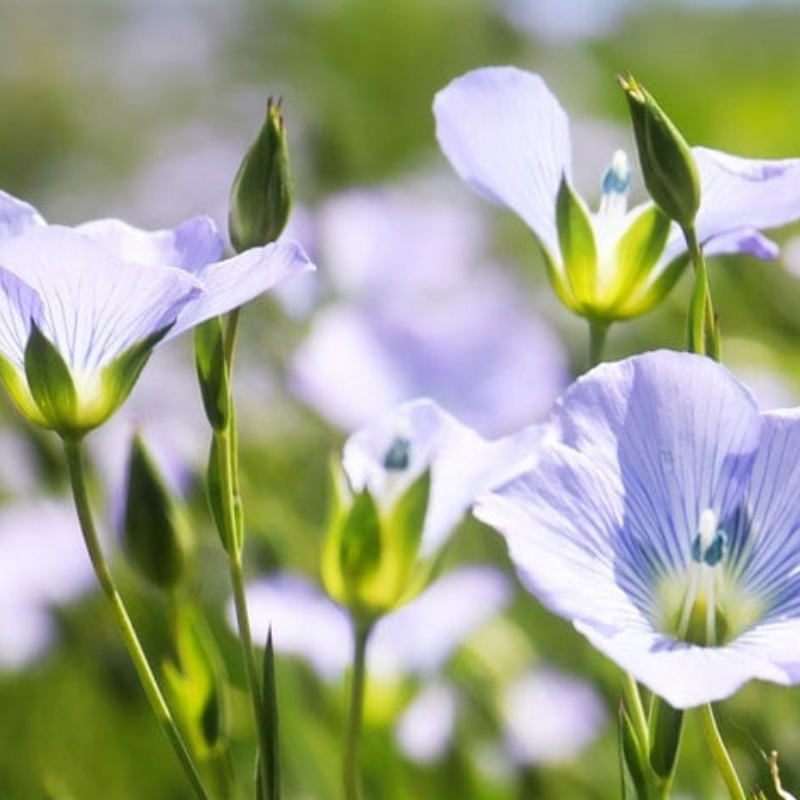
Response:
[23,322,78,433]
[20,322,167,438]
[321,457,431,626]
[555,175,598,313]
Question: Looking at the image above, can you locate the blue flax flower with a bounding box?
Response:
[434,67,800,322]
[476,350,800,708]
[0,190,313,434]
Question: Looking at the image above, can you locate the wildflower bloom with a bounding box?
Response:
[476,350,800,708]
[434,66,800,323]
[0,190,312,435]
[322,398,542,620]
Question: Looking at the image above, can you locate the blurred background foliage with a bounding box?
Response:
[2,1,800,798]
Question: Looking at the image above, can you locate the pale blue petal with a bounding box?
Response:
[345,398,546,558]
[0,267,43,367]
[167,240,314,340]
[475,448,637,628]
[552,351,761,579]
[475,351,774,707]
[577,622,790,708]
[0,190,46,239]
[655,148,800,270]
[729,409,800,618]
[694,147,800,241]
[434,67,571,260]
[0,226,202,373]
[75,215,224,272]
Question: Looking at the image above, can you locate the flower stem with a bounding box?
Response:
[62,437,211,800]
[622,672,649,751]
[683,225,720,360]
[698,704,747,800]
[344,621,373,800]
[213,307,274,800]
[213,418,273,800]
[588,319,610,368]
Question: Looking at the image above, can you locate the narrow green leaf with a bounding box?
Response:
[255,628,281,800]
[194,317,230,430]
[206,437,229,552]
[618,704,650,800]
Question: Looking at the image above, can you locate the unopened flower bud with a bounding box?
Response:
[228,97,293,252]
[122,435,193,590]
[618,72,700,229]
[321,452,430,626]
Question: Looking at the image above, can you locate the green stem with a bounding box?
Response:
[214,421,272,800]
[588,319,610,368]
[213,307,273,800]
[683,225,720,360]
[62,437,211,800]
[698,704,747,800]
[344,621,373,800]
[622,672,649,752]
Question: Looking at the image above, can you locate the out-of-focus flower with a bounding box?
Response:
[322,398,543,621]
[240,565,511,683]
[0,500,93,669]
[0,190,312,435]
[500,668,606,764]
[290,177,568,437]
[394,681,459,763]
[477,350,800,708]
[434,67,800,323]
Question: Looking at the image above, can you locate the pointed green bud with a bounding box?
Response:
[122,434,193,590]
[229,97,293,252]
[618,72,700,229]
[321,455,431,626]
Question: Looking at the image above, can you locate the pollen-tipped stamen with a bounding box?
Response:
[672,509,730,646]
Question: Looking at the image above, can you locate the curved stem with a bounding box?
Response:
[344,621,373,800]
[698,704,747,800]
[62,437,211,800]
[588,319,610,369]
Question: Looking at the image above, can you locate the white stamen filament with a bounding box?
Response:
[674,508,727,645]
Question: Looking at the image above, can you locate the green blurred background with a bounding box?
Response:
[2,1,800,798]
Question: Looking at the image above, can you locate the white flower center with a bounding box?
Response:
[593,150,632,294]
[656,507,763,647]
